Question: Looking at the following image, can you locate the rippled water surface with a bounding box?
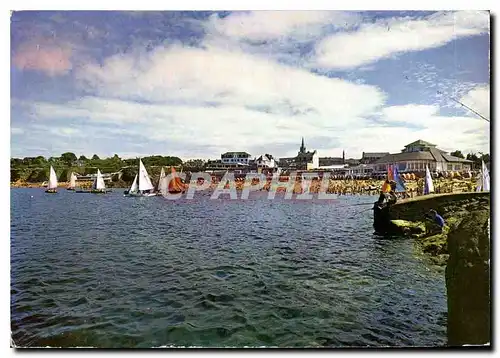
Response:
[11,188,446,347]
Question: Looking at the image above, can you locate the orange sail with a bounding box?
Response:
[168,167,185,193]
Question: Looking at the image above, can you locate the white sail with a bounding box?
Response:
[158,167,167,193]
[48,166,58,189]
[482,160,490,192]
[424,165,434,195]
[93,169,106,190]
[69,172,77,188]
[138,159,154,191]
[476,161,490,192]
[129,174,138,192]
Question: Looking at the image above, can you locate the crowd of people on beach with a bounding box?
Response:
[208,172,480,198]
[14,170,481,199]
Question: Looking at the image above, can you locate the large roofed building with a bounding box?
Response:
[361,152,390,164]
[373,140,472,174]
[205,151,252,173]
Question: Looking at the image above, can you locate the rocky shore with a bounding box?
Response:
[386,193,490,346]
[389,192,490,266]
[446,210,490,346]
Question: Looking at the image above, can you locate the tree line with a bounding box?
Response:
[449,150,490,169]
[10,153,208,183]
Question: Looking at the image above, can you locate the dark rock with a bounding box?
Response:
[446,210,490,346]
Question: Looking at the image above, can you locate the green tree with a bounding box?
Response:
[10,158,23,167]
[35,156,46,165]
[183,159,206,171]
[466,153,479,162]
[120,167,138,183]
[79,155,88,161]
[10,169,22,182]
[27,168,49,183]
[61,152,77,165]
[450,150,464,159]
[92,154,100,160]
[22,157,36,166]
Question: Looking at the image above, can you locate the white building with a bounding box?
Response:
[345,164,374,177]
[221,152,251,165]
[373,140,472,174]
[254,154,278,169]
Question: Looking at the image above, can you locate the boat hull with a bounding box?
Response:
[167,190,184,194]
[91,189,111,194]
[67,188,76,191]
[124,192,157,197]
[45,189,57,194]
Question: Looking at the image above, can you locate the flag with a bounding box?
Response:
[476,175,482,192]
[387,165,394,182]
[477,160,490,192]
[381,165,393,192]
[392,165,406,193]
[424,165,434,195]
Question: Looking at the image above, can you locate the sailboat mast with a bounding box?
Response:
[138,158,141,193]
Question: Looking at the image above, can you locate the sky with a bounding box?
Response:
[10,10,491,160]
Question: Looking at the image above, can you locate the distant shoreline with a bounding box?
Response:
[10,181,91,189]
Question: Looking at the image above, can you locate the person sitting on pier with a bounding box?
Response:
[425,209,445,234]
[372,181,400,235]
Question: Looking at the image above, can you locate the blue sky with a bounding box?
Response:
[10,10,490,160]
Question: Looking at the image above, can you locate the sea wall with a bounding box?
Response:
[389,192,490,222]
[386,192,490,346]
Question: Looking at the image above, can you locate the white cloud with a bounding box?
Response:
[459,84,490,119]
[27,96,490,159]
[11,127,24,135]
[74,45,387,128]
[11,11,490,160]
[314,11,489,69]
[344,103,490,156]
[206,11,361,41]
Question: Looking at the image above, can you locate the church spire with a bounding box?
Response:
[300,137,306,154]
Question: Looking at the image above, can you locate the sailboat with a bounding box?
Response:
[167,167,186,194]
[156,167,166,196]
[45,166,58,193]
[67,172,77,191]
[91,169,110,194]
[124,159,156,197]
[158,166,186,196]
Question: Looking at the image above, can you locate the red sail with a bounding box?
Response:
[168,167,185,193]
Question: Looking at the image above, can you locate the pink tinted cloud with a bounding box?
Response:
[13,41,72,76]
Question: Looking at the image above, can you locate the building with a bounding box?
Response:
[345,158,360,166]
[76,172,115,182]
[278,138,319,170]
[294,138,319,170]
[205,151,252,173]
[319,151,345,167]
[221,152,251,165]
[361,152,390,164]
[254,154,278,169]
[373,139,472,174]
[345,164,374,177]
